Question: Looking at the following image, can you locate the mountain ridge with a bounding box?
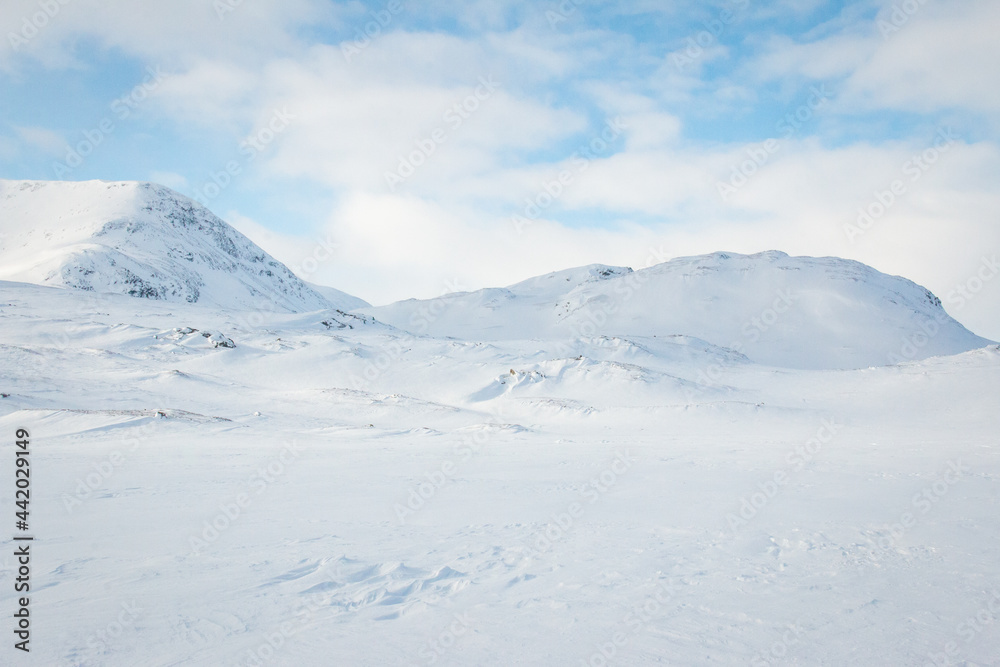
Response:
[367,250,993,370]
[0,178,365,313]
[2,179,991,370]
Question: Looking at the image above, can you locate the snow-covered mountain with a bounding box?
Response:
[0,179,365,313]
[3,264,1000,666]
[2,179,989,370]
[2,184,999,665]
[369,251,993,370]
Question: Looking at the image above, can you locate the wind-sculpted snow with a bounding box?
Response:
[1,275,999,665]
[1,183,999,665]
[0,179,365,313]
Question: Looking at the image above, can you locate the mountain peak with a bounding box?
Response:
[0,179,364,313]
[368,251,992,370]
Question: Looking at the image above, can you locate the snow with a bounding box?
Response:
[0,179,360,313]
[368,251,992,370]
[303,280,370,312]
[1,183,999,665]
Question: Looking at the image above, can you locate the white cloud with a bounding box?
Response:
[0,134,17,160]
[250,134,1000,340]
[151,36,592,194]
[223,210,333,277]
[0,0,330,71]
[149,61,260,130]
[310,191,671,305]
[14,125,65,155]
[845,0,1000,113]
[145,8,998,339]
[742,0,1000,114]
[148,171,188,191]
[1,0,997,339]
[746,32,875,82]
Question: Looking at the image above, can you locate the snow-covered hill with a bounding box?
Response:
[0,201,997,664]
[369,251,993,369]
[0,179,365,313]
[1,274,999,666]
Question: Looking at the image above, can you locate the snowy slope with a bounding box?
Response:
[369,251,993,370]
[0,179,363,313]
[1,278,999,666]
[1,184,999,665]
[303,279,370,312]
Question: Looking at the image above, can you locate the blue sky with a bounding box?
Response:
[1,0,998,338]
